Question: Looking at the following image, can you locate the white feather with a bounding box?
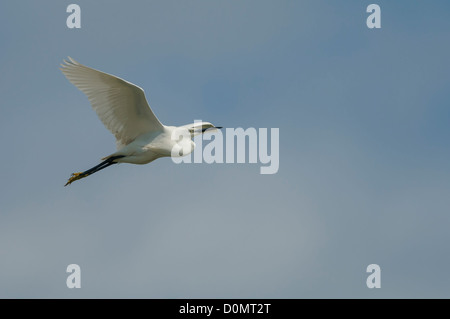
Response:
[60,57,164,149]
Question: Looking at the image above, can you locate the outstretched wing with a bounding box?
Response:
[60,57,164,149]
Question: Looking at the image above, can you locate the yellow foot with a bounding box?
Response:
[64,172,87,186]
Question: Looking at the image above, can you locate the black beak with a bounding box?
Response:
[201,126,223,133]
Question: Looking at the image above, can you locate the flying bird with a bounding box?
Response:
[60,57,221,186]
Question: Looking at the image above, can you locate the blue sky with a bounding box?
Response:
[1,0,450,298]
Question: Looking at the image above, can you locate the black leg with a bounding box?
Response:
[65,155,125,186]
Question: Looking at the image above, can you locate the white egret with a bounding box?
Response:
[60,57,221,186]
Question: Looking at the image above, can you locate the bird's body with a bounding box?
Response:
[60,57,219,186]
[105,126,194,164]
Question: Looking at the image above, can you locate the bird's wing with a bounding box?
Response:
[60,57,164,149]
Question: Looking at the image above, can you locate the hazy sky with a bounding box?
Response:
[1,0,450,298]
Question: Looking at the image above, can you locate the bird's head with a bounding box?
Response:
[182,121,222,137]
